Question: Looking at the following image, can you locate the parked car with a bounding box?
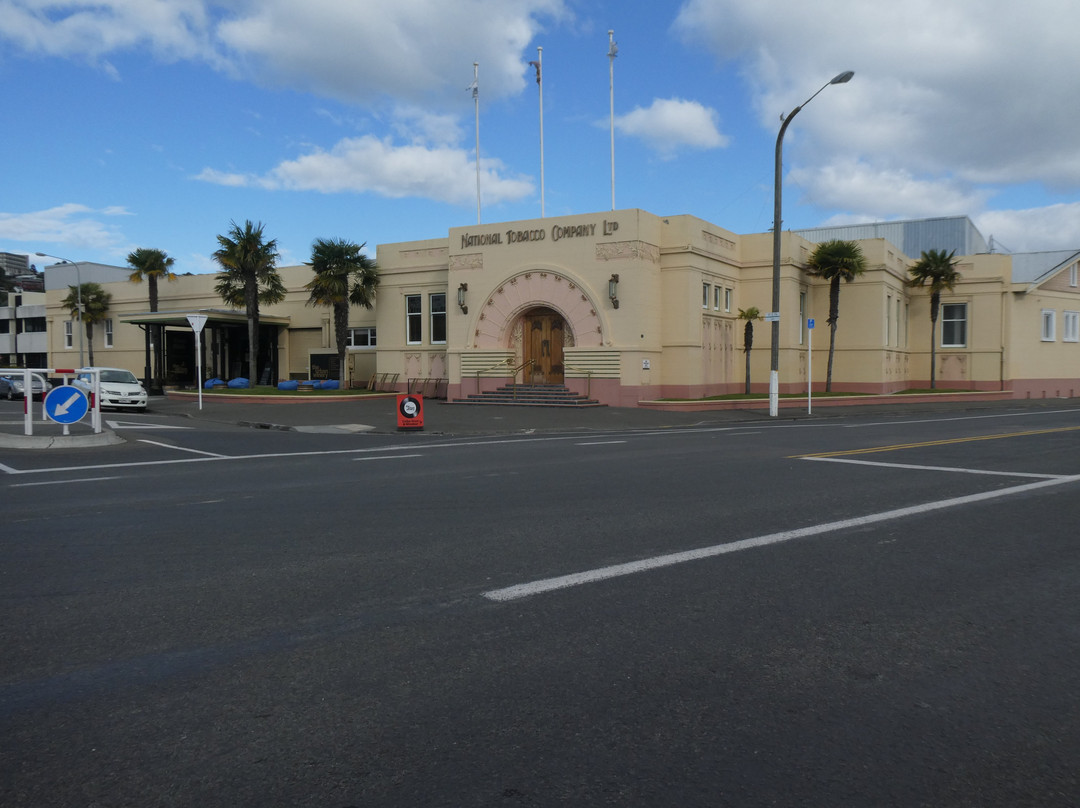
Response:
[73,367,149,411]
[0,373,53,400]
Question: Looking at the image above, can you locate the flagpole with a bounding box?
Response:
[473,61,481,224]
[608,30,617,211]
[537,46,545,217]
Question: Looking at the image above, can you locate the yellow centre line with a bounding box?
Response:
[795,425,1080,458]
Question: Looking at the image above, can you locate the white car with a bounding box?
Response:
[74,367,149,411]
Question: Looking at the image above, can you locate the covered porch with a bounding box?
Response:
[120,309,291,389]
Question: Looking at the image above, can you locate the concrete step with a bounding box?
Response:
[450,383,606,407]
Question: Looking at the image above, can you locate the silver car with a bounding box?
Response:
[0,373,53,400]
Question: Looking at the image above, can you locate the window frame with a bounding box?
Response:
[104,318,113,348]
[430,292,447,345]
[348,326,377,348]
[1063,311,1079,343]
[940,303,968,348]
[702,282,710,310]
[724,288,732,313]
[405,294,422,345]
[1041,308,1057,342]
[799,291,807,345]
[64,320,73,349]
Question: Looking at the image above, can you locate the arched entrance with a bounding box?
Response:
[522,307,565,384]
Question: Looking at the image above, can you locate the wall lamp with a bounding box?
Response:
[457,282,468,314]
[608,273,620,309]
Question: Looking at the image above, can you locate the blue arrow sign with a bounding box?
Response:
[808,318,815,329]
[44,386,89,424]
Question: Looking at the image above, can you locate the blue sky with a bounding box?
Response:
[3,0,1080,276]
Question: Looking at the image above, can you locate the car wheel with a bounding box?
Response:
[5,389,12,401]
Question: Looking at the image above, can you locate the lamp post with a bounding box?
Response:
[769,70,853,417]
[36,252,85,368]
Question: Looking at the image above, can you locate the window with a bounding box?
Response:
[1071,264,1078,287]
[1064,311,1079,343]
[430,293,447,344]
[724,288,732,313]
[348,327,376,347]
[702,283,710,309]
[64,320,73,349]
[713,286,721,311]
[104,318,113,348]
[1041,308,1057,342]
[941,303,967,347]
[885,294,892,346]
[405,294,422,344]
[799,291,807,345]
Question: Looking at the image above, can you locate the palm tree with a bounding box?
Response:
[127,247,177,393]
[908,249,961,389]
[212,221,282,385]
[61,282,111,367]
[737,306,761,394]
[306,238,379,384]
[805,239,867,392]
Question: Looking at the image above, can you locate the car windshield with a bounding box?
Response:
[99,370,139,384]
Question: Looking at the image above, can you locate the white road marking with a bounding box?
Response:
[107,420,192,430]
[11,476,126,487]
[138,440,228,457]
[576,440,627,446]
[482,474,1080,602]
[353,454,423,461]
[802,455,1064,479]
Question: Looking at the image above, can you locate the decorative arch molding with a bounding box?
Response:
[471,267,606,349]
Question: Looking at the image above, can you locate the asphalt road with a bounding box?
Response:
[2,401,1079,806]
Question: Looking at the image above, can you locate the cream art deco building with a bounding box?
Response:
[37,210,1080,406]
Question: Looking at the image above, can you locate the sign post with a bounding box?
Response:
[807,318,815,414]
[187,314,208,411]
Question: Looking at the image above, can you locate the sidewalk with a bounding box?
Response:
[5,392,1079,449]
[148,394,770,435]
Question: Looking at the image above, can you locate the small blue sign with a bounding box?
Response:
[44,386,89,424]
[808,318,815,329]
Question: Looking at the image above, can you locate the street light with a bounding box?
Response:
[36,252,85,368]
[769,70,854,417]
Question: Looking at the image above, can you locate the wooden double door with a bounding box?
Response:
[523,307,565,384]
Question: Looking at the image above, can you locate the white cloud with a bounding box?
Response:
[974,204,1080,253]
[0,0,221,70]
[212,0,568,105]
[0,203,131,251]
[614,98,729,158]
[674,0,1080,210]
[0,1,568,105]
[789,158,990,220]
[196,135,534,206]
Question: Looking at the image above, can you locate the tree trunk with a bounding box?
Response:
[743,322,753,394]
[929,291,940,390]
[246,280,259,386]
[826,276,840,392]
[929,319,937,389]
[86,321,95,367]
[826,322,837,392]
[335,301,349,385]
